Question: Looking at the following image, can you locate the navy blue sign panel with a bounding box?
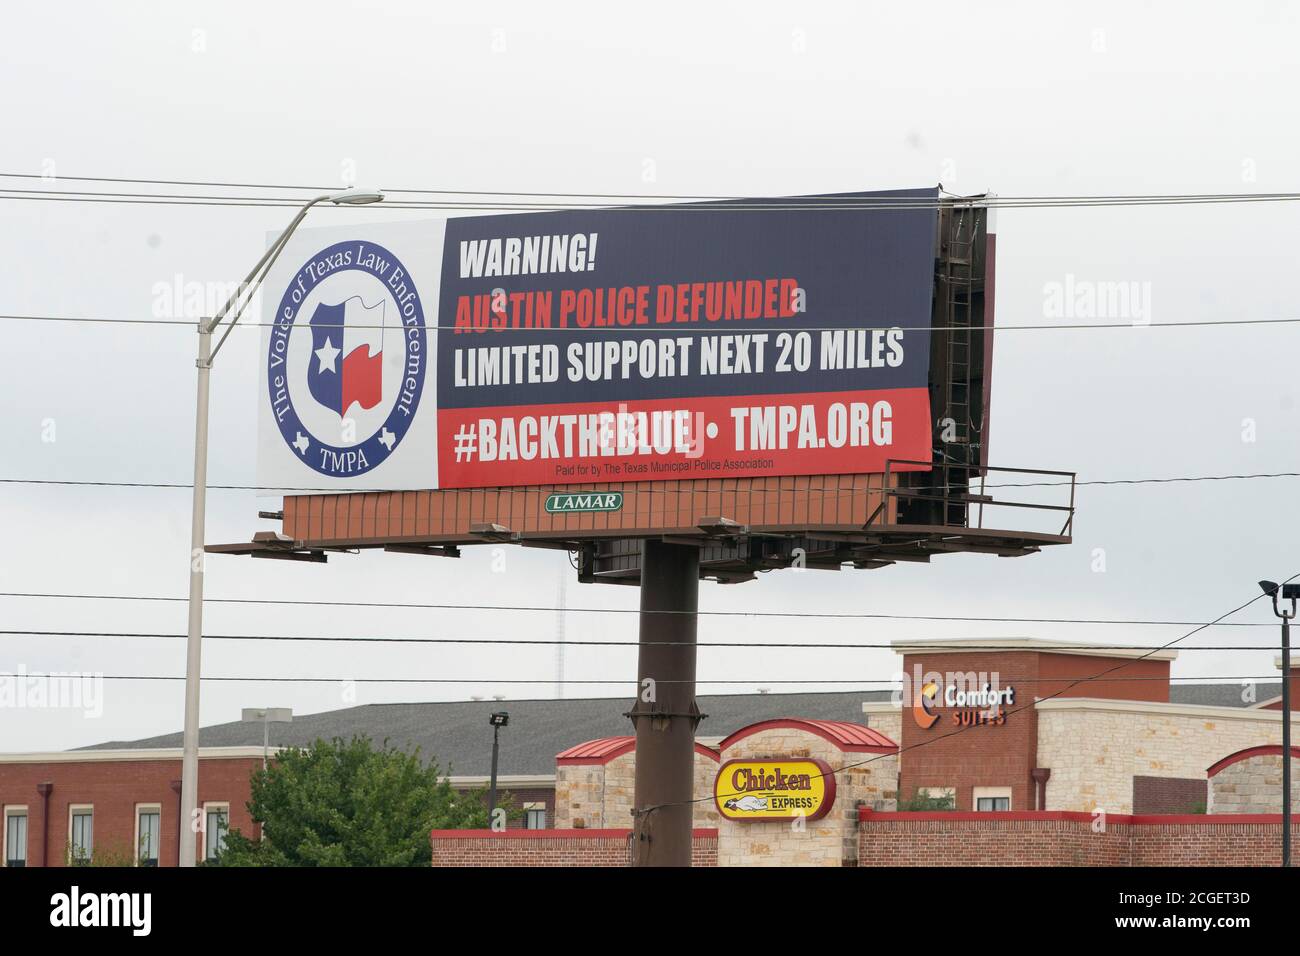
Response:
[435,188,938,409]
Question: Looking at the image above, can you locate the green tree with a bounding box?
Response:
[897,788,957,811]
[216,735,501,867]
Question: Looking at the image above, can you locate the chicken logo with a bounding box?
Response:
[714,759,835,822]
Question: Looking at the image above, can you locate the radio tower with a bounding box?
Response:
[555,568,567,699]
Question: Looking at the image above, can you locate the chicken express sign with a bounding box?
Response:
[713,759,836,821]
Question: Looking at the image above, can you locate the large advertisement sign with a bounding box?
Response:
[258,190,937,492]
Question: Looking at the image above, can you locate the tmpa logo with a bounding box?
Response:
[50,886,151,936]
[266,240,428,477]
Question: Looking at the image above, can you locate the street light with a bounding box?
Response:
[1259,579,1297,868]
[488,711,510,822]
[241,707,293,769]
[178,189,385,867]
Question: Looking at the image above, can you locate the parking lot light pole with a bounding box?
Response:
[177,189,384,867]
[487,712,510,823]
[241,707,294,769]
[1259,579,1297,868]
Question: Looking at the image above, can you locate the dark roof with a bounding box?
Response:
[76,690,895,776]
[78,683,1272,776]
[1169,682,1281,709]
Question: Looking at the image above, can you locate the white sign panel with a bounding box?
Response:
[257,220,443,492]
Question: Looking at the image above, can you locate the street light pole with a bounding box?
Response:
[240,708,293,771]
[487,711,509,824]
[1259,579,1297,869]
[178,319,213,868]
[1284,612,1292,869]
[177,189,384,867]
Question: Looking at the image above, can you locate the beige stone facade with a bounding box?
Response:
[554,748,720,829]
[716,727,897,867]
[1036,699,1289,814]
[860,704,903,746]
[1209,752,1300,814]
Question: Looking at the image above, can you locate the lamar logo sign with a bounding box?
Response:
[544,491,623,513]
[713,759,835,821]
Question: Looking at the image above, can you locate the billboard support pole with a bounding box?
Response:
[629,539,701,867]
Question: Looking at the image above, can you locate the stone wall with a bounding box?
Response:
[1036,700,1286,813]
[860,705,902,748]
[717,727,897,867]
[1210,753,1300,814]
[553,749,719,829]
[430,829,718,866]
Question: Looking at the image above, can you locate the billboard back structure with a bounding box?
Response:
[232,190,1075,582]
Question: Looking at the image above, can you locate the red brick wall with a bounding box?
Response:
[1128,820,1297,866]
[1131,775,1207,814]
[1035,652,1169,702]
[0,757,260,867]
[858,811,1300,867]
[1259,672,1300,708]
[430,829,719,866]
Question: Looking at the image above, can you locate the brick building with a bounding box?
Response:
[0,748,263,867]
[3,638,1297,867]
[861,638,1298,815]
[0,690,888,866]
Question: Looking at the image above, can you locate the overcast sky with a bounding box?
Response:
[2,1,1298,752]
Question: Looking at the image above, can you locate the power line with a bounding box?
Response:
[9,193,1300,212]
[14,674,1283,685]
[1,470,1295,493]
[0,629,1280,650]
[0,590,1277,627]
[3,173,1300,209]
[5,171,1300,202]
[3,311,1298,334]
[642,571,1298,814]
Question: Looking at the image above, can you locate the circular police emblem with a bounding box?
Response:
[265,240,427,477]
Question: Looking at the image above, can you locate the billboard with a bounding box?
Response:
[257,189,938,492]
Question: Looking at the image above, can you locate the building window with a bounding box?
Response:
[973,787,1013,811]
[4,808,27,868]
[136,806,161,867]
[204,805,229,862]
[524,804,546,829]
[69,806,94,865]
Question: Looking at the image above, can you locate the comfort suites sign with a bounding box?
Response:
[714,759,836,821]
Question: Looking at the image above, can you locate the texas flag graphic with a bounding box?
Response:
[307,297,385,418]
